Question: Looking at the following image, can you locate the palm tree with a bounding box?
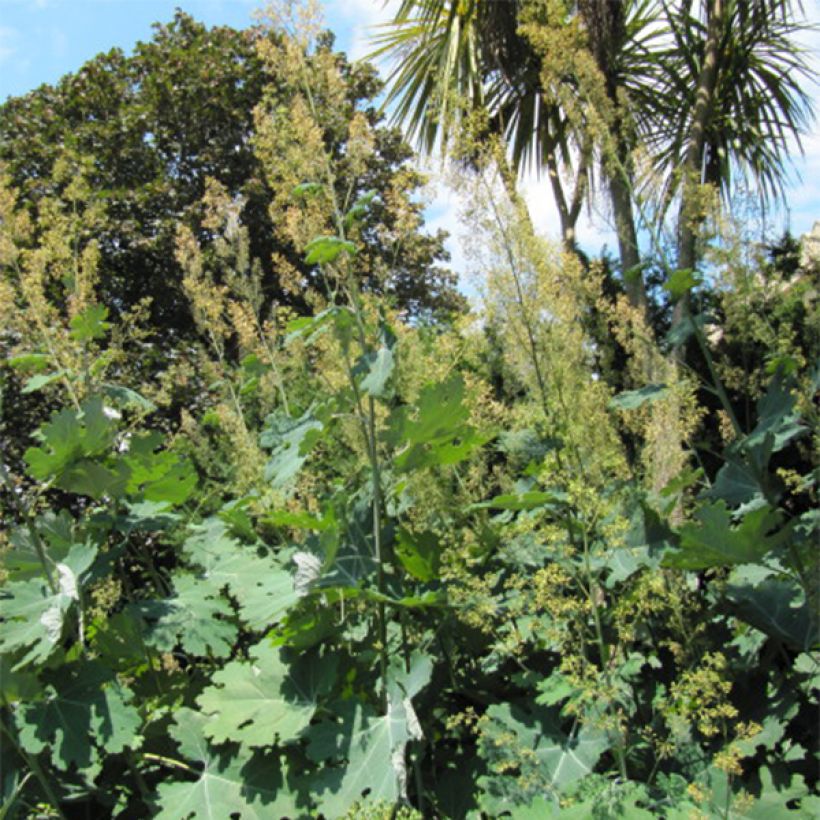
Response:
[372,0,662,310]
[649,0,814,293]
[370,0,580,249]
[374,0,814,315]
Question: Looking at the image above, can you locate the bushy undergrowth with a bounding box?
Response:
[0,7,817,820]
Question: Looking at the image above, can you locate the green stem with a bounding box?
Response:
[125,750,152,806]
[142,752,198,775]
[687,302,742,438]
[339,340,389,712]
[0,461,58,595]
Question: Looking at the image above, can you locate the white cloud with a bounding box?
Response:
[327,0,397,61]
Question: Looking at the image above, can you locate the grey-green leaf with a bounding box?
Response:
[197,642,336,748]
[609,384,669,411]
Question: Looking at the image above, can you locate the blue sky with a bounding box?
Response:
[0,0,817,274]
[0,1,388,100]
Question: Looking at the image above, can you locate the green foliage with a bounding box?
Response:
[197,642,335,748]
[1,4,817,819]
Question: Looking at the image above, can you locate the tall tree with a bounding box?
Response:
[377,0,814,316]
[375,0,662,311]
[651,0,814,308]
[0,12,462,337]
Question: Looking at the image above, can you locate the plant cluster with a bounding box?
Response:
[0,3,817,819]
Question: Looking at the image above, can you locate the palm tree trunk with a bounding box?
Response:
[609,168,646,312]
[674,0,724,329]
[544,141,591,257]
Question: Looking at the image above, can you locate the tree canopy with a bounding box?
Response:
[0,11,463,338]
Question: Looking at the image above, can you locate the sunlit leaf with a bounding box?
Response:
[197,642,336,748]
[304,235,357,265]
[69,304,110,342]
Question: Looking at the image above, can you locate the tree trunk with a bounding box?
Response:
[674,0,724,329]
[608,168,646,312]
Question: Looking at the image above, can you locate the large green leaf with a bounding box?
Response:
[708,372,808,513]
[357,323,397,399]
[0,657,41,704]
[358,345,395,399]
[726,566,818,651]
[122,432,196,505]
[183,519,299,630]
[304,235,357,265]
[686,766,815,819]
[138,574,238,659]
[69,303,110,341]
[56,458,129,500]
[663,502,784,570]
[17,661,141,774]
[314,497,379,590]
[0,543,96,669]
[745,371,806,454]
[707,458,767,508]
[153,708,300,820]
[395,527,439,582]
[3,510,76,582]
[306,655,431,815]
[197,642,336,749]
[386,375,489,472]
[25,398,116,482]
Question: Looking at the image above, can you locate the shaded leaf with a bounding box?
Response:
[183,519,298,630]
[153,708,299,820]
[478,703,609,810]
[17,662,140,773]
[663,502,783,570]
[138,574,238,659]
[395,527,439,582]
[726,566,818,651]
